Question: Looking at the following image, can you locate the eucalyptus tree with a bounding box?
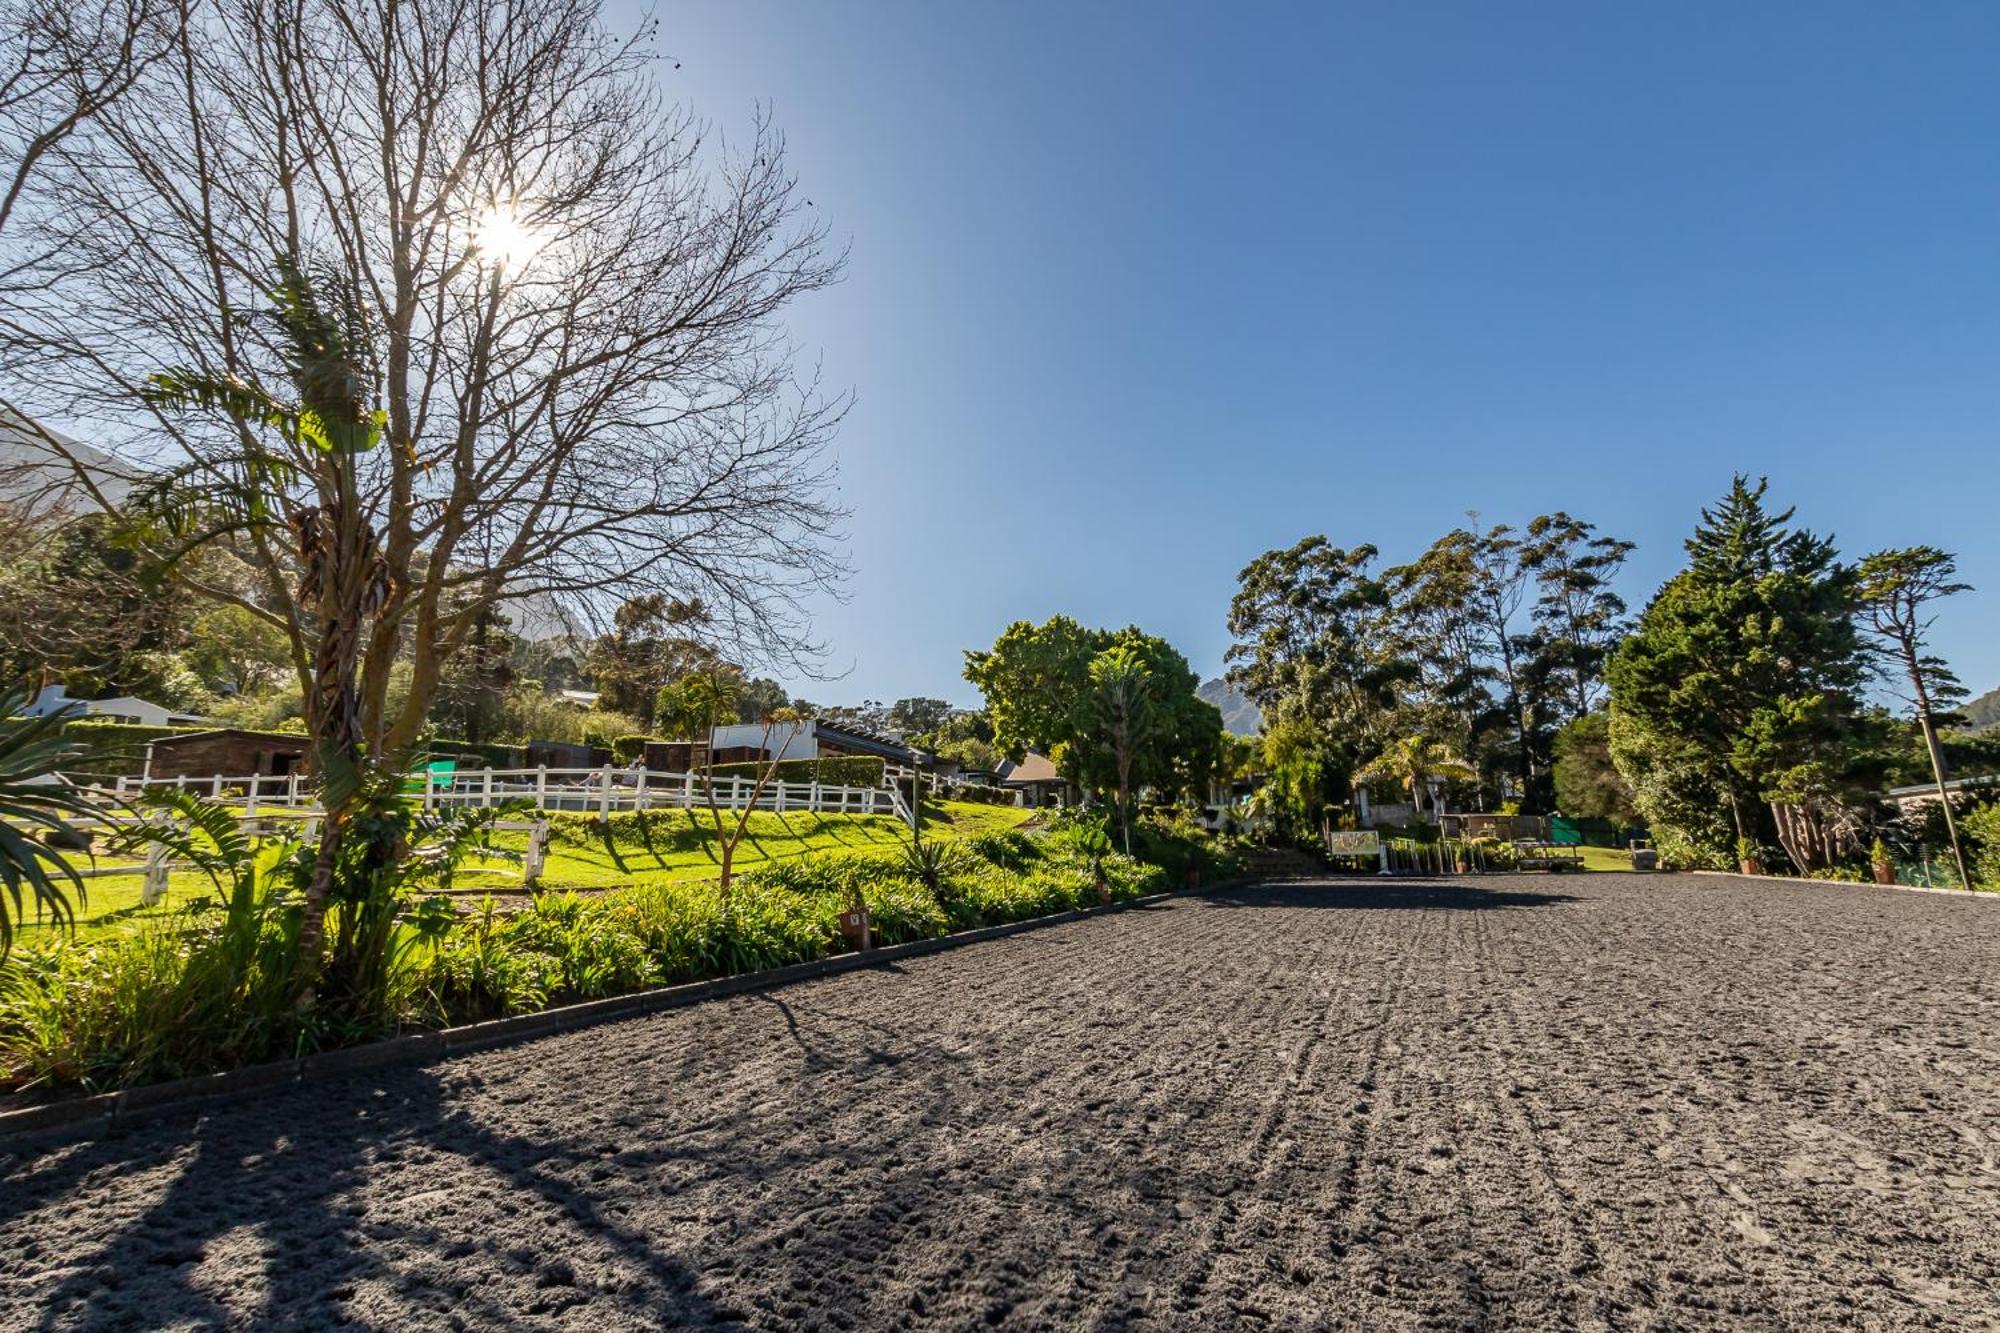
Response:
[1520,511,1634,722]
[1857,546,1972,887]
[0,0,848,765]
[1225,536,1398,832]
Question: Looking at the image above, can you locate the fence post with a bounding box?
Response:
[775,780,787,813]
[244,777,260,820]
[288,772,302,806]
[524,819,548,887]
[142,841,170,906]
[599,766,614,821]
[211,773,223,800]
[809,780,820,813]
[483,767,495,808]
[636,768,649,811]
[684,772,695,809]
[423,769,436,811]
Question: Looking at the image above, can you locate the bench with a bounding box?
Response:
[1513,840,1585,872]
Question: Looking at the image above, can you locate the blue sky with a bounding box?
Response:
[640,1,2000,706]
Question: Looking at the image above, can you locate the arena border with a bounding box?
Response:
[1690,868,1998,899]
[0,878,1244,1148]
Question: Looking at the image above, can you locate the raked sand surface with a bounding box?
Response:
[4,873,1999,1330]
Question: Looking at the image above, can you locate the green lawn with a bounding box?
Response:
[1570,844,1640,872]
[14,800,1034,943]
[504,799,1032,890]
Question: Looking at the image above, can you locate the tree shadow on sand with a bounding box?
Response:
[1204,881,1578,912]
[7,1073,733,1331]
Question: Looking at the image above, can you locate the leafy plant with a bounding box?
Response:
[0,680,109,954]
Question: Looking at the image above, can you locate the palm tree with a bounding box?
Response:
[0,679,105,953]
[141,254,389,1003]
[1356,733,1479,822]
[1090,646,1154,855]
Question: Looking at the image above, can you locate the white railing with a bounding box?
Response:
[58,807,550,903]
[107,765,912,823]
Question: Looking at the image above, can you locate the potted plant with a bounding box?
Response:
[1736,835,1765,877]
[1870,837,1895,886]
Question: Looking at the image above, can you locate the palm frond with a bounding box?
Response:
[0,679,110,954]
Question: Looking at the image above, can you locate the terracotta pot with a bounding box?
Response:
[1872,861,1895,886]
[1740,857,1765,877]
[1095,876,1111,906]
[1454,858,1469,875]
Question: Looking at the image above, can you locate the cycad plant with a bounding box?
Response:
[0,679,104,955]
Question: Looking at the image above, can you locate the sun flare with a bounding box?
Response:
[473,203,545,269]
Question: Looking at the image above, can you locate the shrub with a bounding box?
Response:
[706,756,885,788]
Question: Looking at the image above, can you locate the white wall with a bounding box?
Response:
[708,720,818,762]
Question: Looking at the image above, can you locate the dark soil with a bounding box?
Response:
[5,873,2000,1330]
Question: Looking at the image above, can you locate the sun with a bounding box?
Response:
[473,203,546,270]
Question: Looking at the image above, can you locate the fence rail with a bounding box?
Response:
[54,808,550,906]
[105,765,914,823]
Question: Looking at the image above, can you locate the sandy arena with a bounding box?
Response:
[4,873,1999,1330]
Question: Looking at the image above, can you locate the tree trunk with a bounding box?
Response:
[1904,650,1972,889]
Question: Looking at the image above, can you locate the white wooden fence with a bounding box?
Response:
[62,807,551,903]
[108,765,914,824]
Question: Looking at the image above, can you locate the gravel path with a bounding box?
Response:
[5,873,2000,1330]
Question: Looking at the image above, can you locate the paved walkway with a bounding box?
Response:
[5,874,1999,1330]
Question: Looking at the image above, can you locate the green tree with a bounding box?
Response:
[965,617,1219,810]
[185,604,294,699]
[1552,712,1637,823]
[1607,478,1870,868]
[887,697,953,737]
[1856,546,1973,887]
[1520,512,1634,722]
[964,616,1101,762]
[1090,646,1154,853]
[1225,537,1398,832]
[584,595,716,718]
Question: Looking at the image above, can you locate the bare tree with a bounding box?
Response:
[0,0,177,232]
[0,0,848,768]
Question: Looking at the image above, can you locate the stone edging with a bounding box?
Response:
[1690,869,1995,900]
[0,879,1242,1147]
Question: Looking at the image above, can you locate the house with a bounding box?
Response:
[996,751,1065,806]
[705,717,935,770]
[22,683,209,728]
[143,729,308,780]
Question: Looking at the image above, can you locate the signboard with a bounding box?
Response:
[1326,830,1380,857]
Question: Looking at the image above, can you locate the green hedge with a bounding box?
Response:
[706,755,886,787]
[425,739,525,768]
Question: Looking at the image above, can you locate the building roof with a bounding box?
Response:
[149,728,308,748]
[1885,774,1999,798]
[998,751,1060,786]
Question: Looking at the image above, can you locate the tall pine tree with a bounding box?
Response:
[1607,477,1869,867]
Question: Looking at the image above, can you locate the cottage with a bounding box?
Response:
[996,751,1065,807]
